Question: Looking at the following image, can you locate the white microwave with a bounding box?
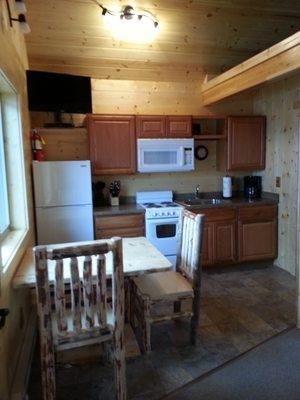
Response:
[137,138,194,173]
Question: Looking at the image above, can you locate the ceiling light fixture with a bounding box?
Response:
[5,0,30,34]
[93,2,159,29]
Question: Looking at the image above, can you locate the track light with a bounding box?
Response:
[17,14,31,34]
[93,2,159,28]
[5,0,30,34]
[14,0,27,14]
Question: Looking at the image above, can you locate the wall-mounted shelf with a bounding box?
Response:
[192,116,226,139]
[193,134,226,140]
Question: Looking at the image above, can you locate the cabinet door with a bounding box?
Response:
[136,116,166,138]
[227,116,266,171]
[238,220,277,262]
[94,213,145,239]
[166,116,192,138]
[88,115,136,174]
[201,222,214,266]
[214,220,236,264]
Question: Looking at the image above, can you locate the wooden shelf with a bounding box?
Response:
[193,134,226,140]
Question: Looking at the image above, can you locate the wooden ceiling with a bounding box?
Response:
[25,0,300,82]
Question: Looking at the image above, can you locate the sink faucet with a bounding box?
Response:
[195,184,201,199]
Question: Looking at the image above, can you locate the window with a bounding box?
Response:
[0,105,10,237]
[0,70,29,270]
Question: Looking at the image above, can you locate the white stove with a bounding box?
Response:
[136,191,182,269]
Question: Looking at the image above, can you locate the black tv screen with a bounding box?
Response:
[26,71,92,113]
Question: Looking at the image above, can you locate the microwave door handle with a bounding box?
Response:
[179,147,185,166]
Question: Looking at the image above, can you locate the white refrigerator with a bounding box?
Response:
[33,160,94,245]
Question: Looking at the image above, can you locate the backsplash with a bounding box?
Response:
[95,141,244,197]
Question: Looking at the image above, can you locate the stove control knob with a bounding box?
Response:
[161,212,165,216]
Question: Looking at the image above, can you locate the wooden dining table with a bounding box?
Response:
[13,236,172,289]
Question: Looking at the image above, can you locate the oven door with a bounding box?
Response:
[145,217,179,257]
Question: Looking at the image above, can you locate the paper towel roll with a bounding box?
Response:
[223,176,232,198]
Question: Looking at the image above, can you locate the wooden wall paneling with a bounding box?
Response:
[37,128,88,161]
[253,73,300,275]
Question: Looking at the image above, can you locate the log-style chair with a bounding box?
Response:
[130,210,204,353]
[34,237,127,400]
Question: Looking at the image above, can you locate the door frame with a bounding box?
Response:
[296,113,300,328]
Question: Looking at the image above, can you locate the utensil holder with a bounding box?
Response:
[110,196,119,206]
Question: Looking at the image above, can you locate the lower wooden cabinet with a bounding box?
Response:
[238,205,277,262]
[94,213,145,239]
[201,223,214,266]
[196,204,277,267]
[198,208,237,267]
[215,220,236,264]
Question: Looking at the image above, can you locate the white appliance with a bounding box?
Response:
[136,190,183,269]
[33,160,94,245]
[137,138,194,173]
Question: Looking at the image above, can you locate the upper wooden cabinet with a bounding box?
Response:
[136,115,192,138]
[217,116,266,171]
[166,116,192,137]
[87,115,136,175]
[136,116,166,138]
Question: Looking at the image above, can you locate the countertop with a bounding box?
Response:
[93,203,145,217]
[175,193,278,211]
[93,192,278,217]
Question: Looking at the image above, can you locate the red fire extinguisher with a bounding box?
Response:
[31,129,45,161]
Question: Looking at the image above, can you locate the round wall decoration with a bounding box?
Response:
[195,145,209,161]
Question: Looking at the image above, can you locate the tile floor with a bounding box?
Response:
[28,263,296,400]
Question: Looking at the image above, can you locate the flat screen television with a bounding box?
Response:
[26,70,92,114]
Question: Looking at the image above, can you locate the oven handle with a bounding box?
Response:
[147,217,179,225]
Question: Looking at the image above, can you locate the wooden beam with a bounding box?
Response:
[201,32,300,105]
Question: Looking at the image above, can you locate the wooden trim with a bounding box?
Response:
[193,134,226,140]
[297,117,300,328]
[10,307,37,400]
[202,32,300,105]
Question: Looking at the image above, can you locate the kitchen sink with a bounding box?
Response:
[180,198,224,207]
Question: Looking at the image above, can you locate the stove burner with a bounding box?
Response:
[161,202,180,207]
[143,203,162,208]
[142,201,180,209]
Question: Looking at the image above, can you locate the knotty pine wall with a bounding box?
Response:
[31,78,253,196]
[253,73,300,276]
[0,1,34,398]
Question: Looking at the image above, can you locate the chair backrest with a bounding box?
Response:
[176,209,204,281]
[34,237,124,341]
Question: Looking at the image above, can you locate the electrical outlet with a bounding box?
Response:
[276,176,281,188]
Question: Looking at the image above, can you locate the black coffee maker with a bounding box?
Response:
[244,176,262,199]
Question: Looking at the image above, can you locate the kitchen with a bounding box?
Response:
[0,1,300,400]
